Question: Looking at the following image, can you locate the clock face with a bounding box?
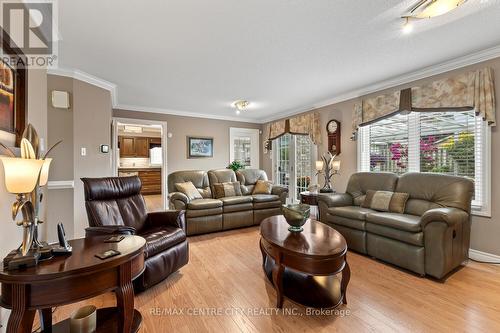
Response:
[327,120,338,133]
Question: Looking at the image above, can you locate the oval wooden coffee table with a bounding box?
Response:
[260,215,350,309]
[0,235,146,333]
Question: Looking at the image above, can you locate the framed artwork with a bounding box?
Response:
[0,27,26,147]
[188,137,213,158]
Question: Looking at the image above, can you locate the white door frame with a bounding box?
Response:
[112,117,168,210]
[229,127,260,169]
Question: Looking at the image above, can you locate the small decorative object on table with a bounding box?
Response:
[227,160,244,172]
[282,204,310,232]
[315,151,341,193]
[70,305,97,333]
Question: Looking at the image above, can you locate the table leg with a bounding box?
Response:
[116,261,134,333]
[7,284,35,333]
[272,253,285,308]
[259,240,266,268]
[341,256,351,305]
[40,308,52,332]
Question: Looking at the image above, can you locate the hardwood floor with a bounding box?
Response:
[46,227,500,332]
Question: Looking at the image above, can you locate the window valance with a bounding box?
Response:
[352,67,496,138]
[264,112,322,152]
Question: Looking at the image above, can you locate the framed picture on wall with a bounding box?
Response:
[0,27,26,148]
[188,137,213,158]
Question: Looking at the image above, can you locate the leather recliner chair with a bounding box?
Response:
[317,172,474,279]
[81,176,189,291]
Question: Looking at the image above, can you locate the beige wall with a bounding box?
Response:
[46,74,113,239]
[113,109,263,173]
[263,56,500,256]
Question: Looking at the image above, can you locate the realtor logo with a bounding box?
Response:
[1,1,53,54]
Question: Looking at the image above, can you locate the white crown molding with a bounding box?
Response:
[47,180,74,190]
[48,44,500,124]
[115,103,260,124]
[260,44,500,123]
[47,67,118,107]
[469,248,500,263]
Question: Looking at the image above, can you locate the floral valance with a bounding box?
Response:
[352,67,496,137]
[264,112,322,152]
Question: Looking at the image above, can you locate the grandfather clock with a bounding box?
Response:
[326,119,341,155]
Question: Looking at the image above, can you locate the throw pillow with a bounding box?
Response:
[362,190,409,213]
[175,181,203,200]
[213,182,243,198]
[252,180,273,195]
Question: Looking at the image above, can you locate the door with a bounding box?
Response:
[229,128,260,169]
[273,134,316,203]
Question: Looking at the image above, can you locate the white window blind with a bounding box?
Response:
[358,110,490,215]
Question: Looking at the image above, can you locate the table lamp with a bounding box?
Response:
[0,156,45,266]
[316,152,341,193]
[0,124,60,269]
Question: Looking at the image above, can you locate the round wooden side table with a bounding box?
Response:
[0,235,146,333]
[260,215,350,309]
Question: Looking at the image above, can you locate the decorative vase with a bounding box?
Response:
[282,204,310,232]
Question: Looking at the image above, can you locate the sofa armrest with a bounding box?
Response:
[317,193,353,208]
[420,208,469,229]
[85,225,136,237]
[168,192,189,210]
[147,210,186,232]
[272,185,289,204]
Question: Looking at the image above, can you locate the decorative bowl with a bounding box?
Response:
[282,204,310,232]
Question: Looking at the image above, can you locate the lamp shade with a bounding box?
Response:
[39,158,52,186]
[0,157,45,194]
[315,160,324,171]
[332,160,341,171]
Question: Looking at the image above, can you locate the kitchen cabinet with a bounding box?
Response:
[119,136,159,158]
[119,168,161,195]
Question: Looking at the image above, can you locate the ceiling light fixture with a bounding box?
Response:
[401,0,467,32]
[232,100,250,115]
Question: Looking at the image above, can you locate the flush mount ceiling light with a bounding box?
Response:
[401,0,467,32]
[124,125,143,133]
[232,100,250,115]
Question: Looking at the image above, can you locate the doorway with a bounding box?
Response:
[112,118,168,211]
[273,134,317,203]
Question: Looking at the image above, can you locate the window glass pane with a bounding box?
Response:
[295,135,312,200]
[419,110,475,180]
[233,136,251,167]
[276,134,291,187]
[369,113,409,174]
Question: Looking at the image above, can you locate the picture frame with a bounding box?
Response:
[0,27,26,148]
[188,137,213,158]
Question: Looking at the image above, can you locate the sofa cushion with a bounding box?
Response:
[366,223,423,246]
[366,212,422,232]
[252,194,280,202]
[175,181,203,200]
[213,182,242,198]
[186,207,222,218]
[328,215,366,231]
[221,196,252,205]
[224,203,254,213]
[329,206,377,221]
[141,226,186,259]
[187,198,223,210]
[252,180,273,195]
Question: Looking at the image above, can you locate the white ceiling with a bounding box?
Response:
[56,0,500,123]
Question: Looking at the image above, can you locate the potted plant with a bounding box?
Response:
[227,160,245,172]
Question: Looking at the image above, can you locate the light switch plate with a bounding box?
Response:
[51,90,71,109]
[81,147,87,156]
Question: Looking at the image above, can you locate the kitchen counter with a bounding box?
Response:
[118,167,161,171]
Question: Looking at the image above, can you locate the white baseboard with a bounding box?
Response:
[469,249,500,262]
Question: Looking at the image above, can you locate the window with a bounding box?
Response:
[358,110,490,216]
